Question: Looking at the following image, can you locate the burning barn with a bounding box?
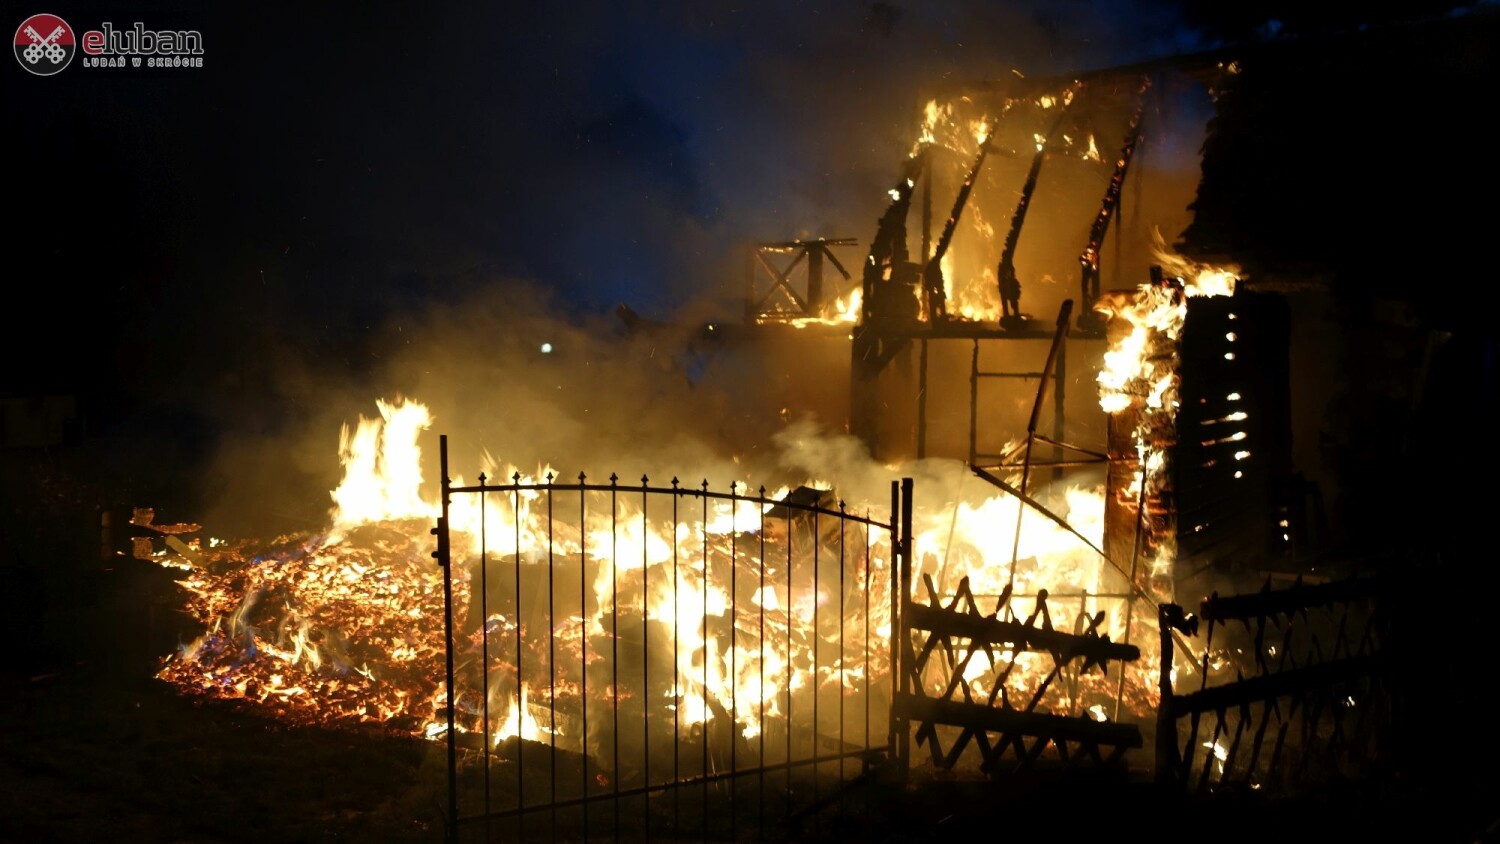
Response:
[7,4,1500,843]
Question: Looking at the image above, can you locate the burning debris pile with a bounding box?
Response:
[155,522,449,735]
[143,396,1167,764]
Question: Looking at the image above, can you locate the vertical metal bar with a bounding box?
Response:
[479,473,491,827]
[547,472,557,844]
[611,475,620,844]
[812,507,820,838]
[968,340,979,466]
[898,478,914,780]
[863,514,872,832]
[730,483,739,844]
[757,486,767,844]
[864,515,871,753]
[436,436,457,844]
[917,339,929,460]
[887,481,899,766]
[784,499,793,824]
[641,476,651,844]
[672,477,681,835]
[838,502,847,819]
[701,480,709,842]
[579,474,589,843]
[514,476,524,830]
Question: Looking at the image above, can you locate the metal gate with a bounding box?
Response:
[431,436,912,841]
[1155,574,1389,795]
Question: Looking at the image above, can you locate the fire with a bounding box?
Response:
[153,387,1171,759]
[496,682,551,743]
[1094,243,1241,588]
[330,397,436,529]
[154,399,897,750]
[902,88,1091,325]
[784,286,862,328]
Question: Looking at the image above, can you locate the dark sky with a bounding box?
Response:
[5,0,1473,439]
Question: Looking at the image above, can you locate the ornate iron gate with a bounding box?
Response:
[432,436,912,841]
[1156,574,1389,795]
[892,574,1143,777]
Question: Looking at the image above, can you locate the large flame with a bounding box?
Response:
[1094,245,1241,585]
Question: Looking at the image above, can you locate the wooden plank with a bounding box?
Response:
[1168,654,1380,718]
[904,602,1140,665]
[1199,576,1381,623]
[892,693,1143,749]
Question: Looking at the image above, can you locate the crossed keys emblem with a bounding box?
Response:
[22,25,66,65]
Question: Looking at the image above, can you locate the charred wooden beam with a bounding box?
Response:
[996,87,1078,322]
[860,151,927,326]
[1199,575,1382,624]
[1166,653,1380,718]
[892,693,1143,748]
[1077,76,1150,332]
[922,139,992,321]
[904,602,1140,665]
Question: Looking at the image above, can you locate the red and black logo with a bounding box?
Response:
[14,14,74,76]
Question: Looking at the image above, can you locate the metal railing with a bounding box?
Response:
[432,435,912,842]
[1156,574,1389,795]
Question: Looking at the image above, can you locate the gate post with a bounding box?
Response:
[432,435,458,843]
[895,478,914,780]
[1155,602,1197,788]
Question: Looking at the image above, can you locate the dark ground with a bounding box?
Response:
[3,442,1498,844]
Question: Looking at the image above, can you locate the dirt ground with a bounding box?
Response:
[3,446,1497,843]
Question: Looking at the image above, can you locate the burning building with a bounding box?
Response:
[68,5,1500,842]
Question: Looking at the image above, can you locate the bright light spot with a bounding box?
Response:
[1225,332,1237,342]
[540,343,553,354]
[1224,352,1236,360]
[1234,451,1251,461]
[1234,470,1243,479]
[1228,313,1237,320]
[1226,392,1242,401]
